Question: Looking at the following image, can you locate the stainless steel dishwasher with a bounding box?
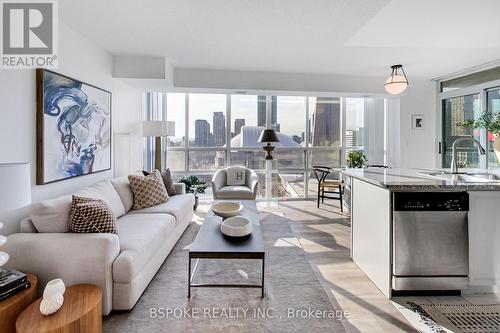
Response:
[392,192,469,292]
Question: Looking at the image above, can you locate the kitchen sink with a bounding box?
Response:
[418,171,500,183]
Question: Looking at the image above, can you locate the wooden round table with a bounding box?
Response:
[16,284,101,333]
[0,273,37,333]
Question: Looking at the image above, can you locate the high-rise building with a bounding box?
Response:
[194,119,210,146]
[213,112,226,146]
[257,96,279,131]
[311,97,341,147]
[234,118,245,135]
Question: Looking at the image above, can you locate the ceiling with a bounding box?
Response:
[60,0,500,80]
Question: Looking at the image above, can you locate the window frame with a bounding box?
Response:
[439,78,500,170]
[145,93,378,200]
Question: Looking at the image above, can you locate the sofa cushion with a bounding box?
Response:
[227,166,246,186]
[110,177,134,212]
[75,180,126,218]
[128,194,195,225]
[142,169,177,197]
[31,195,72,233]
[113,213,176,283]
[216,186,254,199]
[128,171,169,210]
[70,197,117,234]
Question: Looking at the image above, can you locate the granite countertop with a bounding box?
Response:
[342,168,500,191]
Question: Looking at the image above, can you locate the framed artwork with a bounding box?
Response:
[36,69,112,185]
[412,114,424,130]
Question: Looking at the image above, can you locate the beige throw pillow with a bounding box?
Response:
[227,166,246,186]
[128,170,169,210]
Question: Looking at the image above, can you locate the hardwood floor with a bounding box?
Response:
[198,199,417,332]
[274,200,418,333]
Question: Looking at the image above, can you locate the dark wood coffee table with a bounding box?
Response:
[188,201,265,298]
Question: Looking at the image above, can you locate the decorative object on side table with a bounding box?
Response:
[457,110,500,162]
[258,129,280,160]
[36,69,112,184]
[40,279,65,316]
[346,151,367,168]
[220,216,253,238]
[16,284,102,333]
[142,121,175,170]
[212,201,243,219]
[0,273,37,333]
[179,176,207,210]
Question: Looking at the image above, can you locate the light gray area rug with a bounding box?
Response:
[104,212,346,333]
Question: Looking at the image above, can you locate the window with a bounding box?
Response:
[487,89,500,167]
[166,93,186,148]
[188,94,227,147]
[272,96,306,146]
[230,95,262,148]
[345,98,365,149]
[308,97,341,147]
[146,92,388,200]
[442,94,481,168]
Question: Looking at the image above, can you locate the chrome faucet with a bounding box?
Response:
[450,135,486,174]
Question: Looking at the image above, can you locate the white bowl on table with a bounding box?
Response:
[220,216,253,238]
[212,201,243,219]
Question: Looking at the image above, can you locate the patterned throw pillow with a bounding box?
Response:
[70,197,117,234]
[128,170,169,210]
[142,168,177,196]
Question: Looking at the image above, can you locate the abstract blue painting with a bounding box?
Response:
[36,69,111,184]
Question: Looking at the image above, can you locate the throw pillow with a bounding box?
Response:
[227,166,246,186]
[128,170,169,210]
[70,196,117,234]
[142,168,177,196]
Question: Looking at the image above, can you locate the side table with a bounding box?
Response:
[16,284,101,333]
[0,273,37,333]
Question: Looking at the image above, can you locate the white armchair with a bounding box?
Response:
[212,167,258,200]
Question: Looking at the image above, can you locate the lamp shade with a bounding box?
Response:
[384,65,409,95]
[258,129,280,143]
[0,163,31,213]
[142,121,175,137]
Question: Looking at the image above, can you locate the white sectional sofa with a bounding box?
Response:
[4,176,194,315]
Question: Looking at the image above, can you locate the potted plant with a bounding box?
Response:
[457,111,500,161]
[179,176,208,210]
[346,151,367,168]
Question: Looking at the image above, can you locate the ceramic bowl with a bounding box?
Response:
[212,201,243,218]
[220,216,253,238]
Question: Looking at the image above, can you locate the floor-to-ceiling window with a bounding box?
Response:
[442,94,481,168]
[144,92,386,200]
[440,67,500,169]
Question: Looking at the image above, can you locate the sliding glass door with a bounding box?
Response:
[442,94,481,168]
[487,89,500,167]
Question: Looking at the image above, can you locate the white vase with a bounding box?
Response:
[43,278,66,298]
[40,293,64,316]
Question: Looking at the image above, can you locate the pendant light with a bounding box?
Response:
[384,65,408,95]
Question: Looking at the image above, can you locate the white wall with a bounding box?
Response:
[398,79,438,169]
[0,21,142,234]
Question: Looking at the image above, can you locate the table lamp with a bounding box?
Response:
[142,121,175,170]
[258,129,280,160]
[0,163,32,275]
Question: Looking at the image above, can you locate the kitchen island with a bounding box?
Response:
[343,167,500,298]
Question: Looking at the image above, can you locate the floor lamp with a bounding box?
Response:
[143,121,175,171]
